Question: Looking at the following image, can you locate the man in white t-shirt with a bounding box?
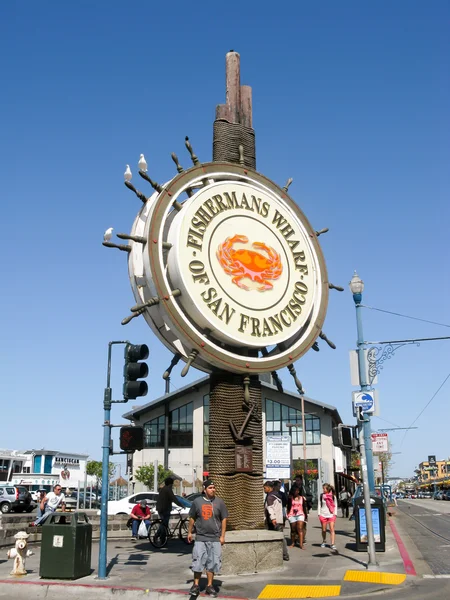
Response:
[32,484,66,526]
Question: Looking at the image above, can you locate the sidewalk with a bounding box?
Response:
[0,515,412,599]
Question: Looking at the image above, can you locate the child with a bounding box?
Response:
[318,483,338,550]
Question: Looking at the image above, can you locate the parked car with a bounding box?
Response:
[422,492,432,499]
[104,492,190,516]
[433,491,444,500]
[186,492,203,502]
[64,491,100,510]
[442,491,450,501]
[0,485,33,514]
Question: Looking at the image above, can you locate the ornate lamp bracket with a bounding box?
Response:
[366,341,420,385]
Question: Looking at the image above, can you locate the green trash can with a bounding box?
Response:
[40,512,92,579]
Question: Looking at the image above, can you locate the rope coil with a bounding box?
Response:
[213,121,256,169]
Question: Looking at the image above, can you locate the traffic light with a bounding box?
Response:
[119,426,144,452]
[123,343,149,400]
[333,424,355,449]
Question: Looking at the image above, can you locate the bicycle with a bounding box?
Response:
[148,508,194,548]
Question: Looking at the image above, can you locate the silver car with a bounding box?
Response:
[0,485,33,514]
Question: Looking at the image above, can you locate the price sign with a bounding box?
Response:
[266,436,291,478]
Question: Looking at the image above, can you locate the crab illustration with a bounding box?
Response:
[216,234,283,291]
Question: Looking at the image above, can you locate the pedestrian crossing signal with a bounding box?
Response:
[333,424,354,449]
[119,426,144,452]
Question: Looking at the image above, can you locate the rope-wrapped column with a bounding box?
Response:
[209,372,265,530]
[208,51,264,531]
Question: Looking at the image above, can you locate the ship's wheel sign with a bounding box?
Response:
[60,466,70,480]
[124,163,329,373]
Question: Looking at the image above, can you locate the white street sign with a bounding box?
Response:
[352,389,378,415]
[371,433,388,453]
[349,350,377,386]
[266,436,291,479]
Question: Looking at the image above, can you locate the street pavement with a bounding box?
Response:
[396,498,450,576]
[0,513,410,599]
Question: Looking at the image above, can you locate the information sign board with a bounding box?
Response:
[266,436,291,479]
[359,508,381,543]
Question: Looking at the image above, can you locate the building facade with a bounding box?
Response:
[124,376,348,503]
[416,458,450,489]
[2,449,94,492]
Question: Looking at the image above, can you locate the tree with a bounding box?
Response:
[86,460,116,492]
[134,464,175,490]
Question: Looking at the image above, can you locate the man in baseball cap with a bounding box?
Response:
[187,480,228,597]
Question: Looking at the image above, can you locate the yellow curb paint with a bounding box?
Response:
[343,570,406,585]
[258,584,341,598]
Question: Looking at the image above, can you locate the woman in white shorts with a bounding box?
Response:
[287,485,306,549]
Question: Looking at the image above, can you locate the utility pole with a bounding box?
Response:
[350,272,375,492]
[358,420,377,567]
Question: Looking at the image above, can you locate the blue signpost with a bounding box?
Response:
[350,272,375,493]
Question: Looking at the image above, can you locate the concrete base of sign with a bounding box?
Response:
[221,530,284,574]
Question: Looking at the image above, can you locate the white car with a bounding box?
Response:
[104,492,191,516]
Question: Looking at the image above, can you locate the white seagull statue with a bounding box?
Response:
[138,154,148,172]
[103,227,113,242]
[124,165,132,182]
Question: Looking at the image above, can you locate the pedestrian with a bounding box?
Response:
[294,474,311,542]
[264,481,289,561]
[35,490,46,518]
[130,498,151,540]
[286,485,306,549]
[32,484,66,526]
[318,483,337,550]
[156,477,184,528]
[273,480,288,525]
[392,491,398,507]
[339,486,350,518]
[187,479,228,598]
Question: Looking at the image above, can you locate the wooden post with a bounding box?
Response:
[225,51,241,124]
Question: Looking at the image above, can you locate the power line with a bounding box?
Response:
[400,371,450,448]
[373,416,403,429]
[362,305,450,329]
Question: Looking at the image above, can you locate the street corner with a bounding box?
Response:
[0,581,194,600]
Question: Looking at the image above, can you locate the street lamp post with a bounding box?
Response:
[350,272,375,493]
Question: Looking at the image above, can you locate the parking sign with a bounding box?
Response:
[371,433,388,453]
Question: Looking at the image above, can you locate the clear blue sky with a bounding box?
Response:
[1,1,449,478]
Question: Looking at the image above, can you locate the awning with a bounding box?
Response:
[336,472,359,484]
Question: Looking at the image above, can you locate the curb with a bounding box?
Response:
[0,580,249,600]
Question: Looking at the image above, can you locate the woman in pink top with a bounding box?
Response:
[287,485,306,549]
[318,483,338,550]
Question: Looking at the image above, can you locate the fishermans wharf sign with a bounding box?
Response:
[169,181,316,347]
[127,163,329,374]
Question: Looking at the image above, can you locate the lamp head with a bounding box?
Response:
[349,270,364,304]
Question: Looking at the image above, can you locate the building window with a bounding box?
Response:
[33,455,41,473]
[169,402,193,447]
[265,398,321,445]
[143,415,165,448]
[0,459,9,472]
[203,394,210,473]
[44,455,53,474]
